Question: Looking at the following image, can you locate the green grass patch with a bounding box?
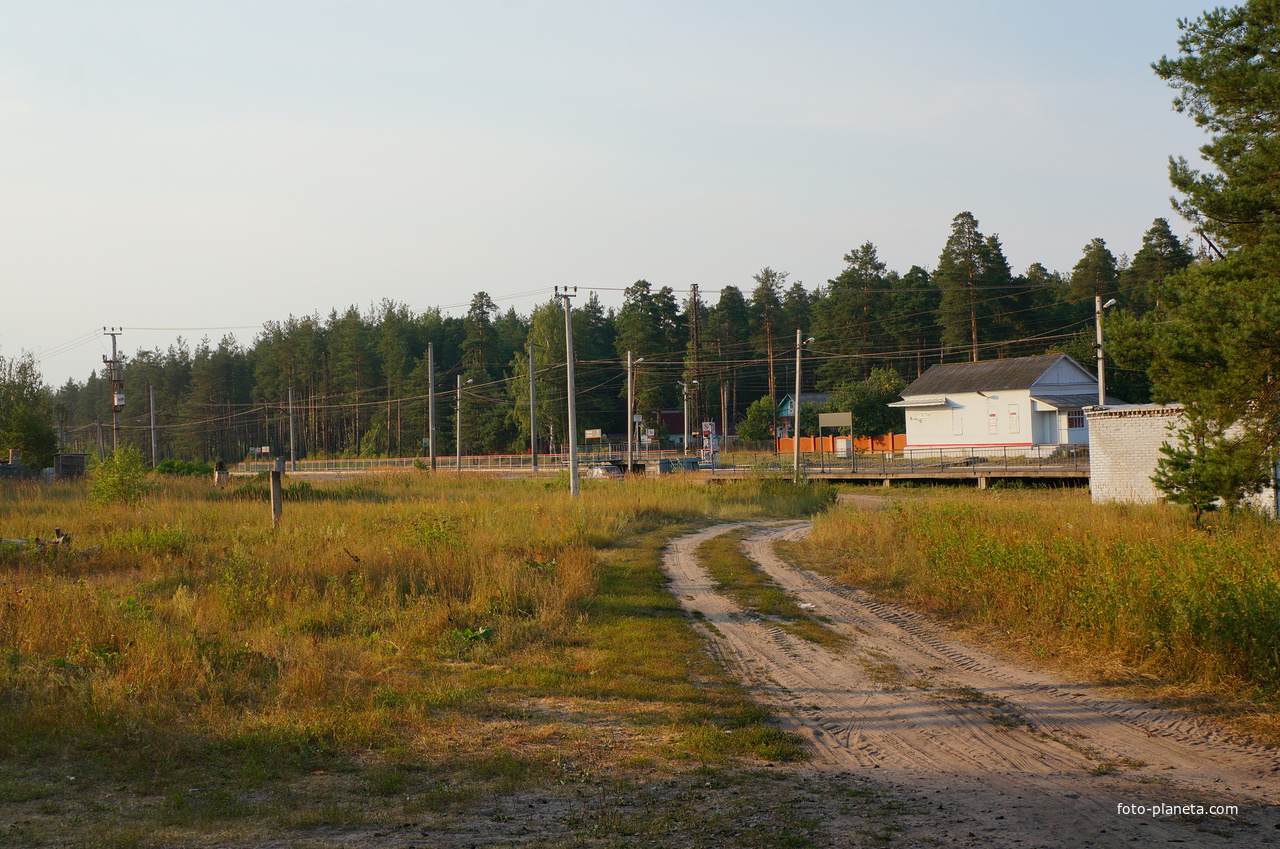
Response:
[699,530,845,649]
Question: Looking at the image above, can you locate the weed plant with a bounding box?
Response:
[0,472,825,843]
[795,489,1280,736]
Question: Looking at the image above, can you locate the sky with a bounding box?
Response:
[0,0,1212,386]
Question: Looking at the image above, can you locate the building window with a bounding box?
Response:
[1008,405,1019,434]
[1067,409,1086,429]
[988,413,998,434]
[952,410,963,435]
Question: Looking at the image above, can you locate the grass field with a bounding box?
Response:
[0,472,834,847]
[788,488,1280,743]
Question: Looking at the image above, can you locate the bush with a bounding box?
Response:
[155,458,215,477]
[88,446,151,506]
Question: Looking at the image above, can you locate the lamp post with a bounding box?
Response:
[626,354,644,473]
[793,331,815,483]
[556,287,580,498]
[1095,296,1117,406]
[678,379,699,458]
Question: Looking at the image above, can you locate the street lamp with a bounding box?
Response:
[793,331,815,483]
[1095,296,1118,406]
[678,379,699,458]
[627,354,644,473]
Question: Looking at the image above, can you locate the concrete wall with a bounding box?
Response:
[1085,404,1184,505]
[1087,403,1278,516]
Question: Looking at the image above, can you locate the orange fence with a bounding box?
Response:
[775,433,907,454]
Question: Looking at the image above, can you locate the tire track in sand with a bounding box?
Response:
[663,521,1280,847]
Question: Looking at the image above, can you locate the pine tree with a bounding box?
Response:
[1154,2,1280,249]
[934,212,987,362]
[1123,218,1194,312]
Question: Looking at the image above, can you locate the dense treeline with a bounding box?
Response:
[47,213,1194,464]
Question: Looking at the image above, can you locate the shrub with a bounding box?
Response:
[155,458,215,477]
[87,446,151,506]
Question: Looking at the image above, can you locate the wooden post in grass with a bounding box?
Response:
[270,470,283,528]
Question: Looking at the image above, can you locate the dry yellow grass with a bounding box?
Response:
[790,487,1280,743]
[0,471,829,846]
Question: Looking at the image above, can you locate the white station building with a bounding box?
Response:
[889,354,1124,448]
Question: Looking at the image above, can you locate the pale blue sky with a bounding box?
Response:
[0,1,1209,384]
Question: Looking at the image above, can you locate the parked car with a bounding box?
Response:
[585,464,623,480]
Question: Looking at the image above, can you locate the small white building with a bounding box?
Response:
[1086,403,1184,503]
[1087,403,1279,516]
[889,354,1123,448]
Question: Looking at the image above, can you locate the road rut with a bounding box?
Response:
[663,521,1280,847]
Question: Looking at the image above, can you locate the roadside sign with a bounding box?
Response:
[633,414,643,423]
[585,428,603,439]
[819,412,853,429]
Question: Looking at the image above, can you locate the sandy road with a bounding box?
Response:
[663,521,1280,847]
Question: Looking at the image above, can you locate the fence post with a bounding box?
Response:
[270,470,283,529]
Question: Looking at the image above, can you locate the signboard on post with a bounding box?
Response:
[585,428,602,440]
[819,412,853,429]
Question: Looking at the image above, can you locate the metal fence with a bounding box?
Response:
[235,443,1088,476]
[235,446,680,474]
[797,444,1089,474]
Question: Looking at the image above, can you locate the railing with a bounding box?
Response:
[235,447,680,474]
[796,444,1090,475]
[235,444,1088,476]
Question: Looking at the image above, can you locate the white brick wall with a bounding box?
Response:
[1087,403,1277,516]
[1086,404,1185,505]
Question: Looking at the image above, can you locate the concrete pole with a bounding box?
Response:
[560,291,580,497]
[682,383,689,458]
[529,341,538,473]
[626,351,634,473]
[149,385,158,467]
[288,386,296,472]
[456,373,462,473]
[721,381,728,460]
[428,342,437,471]
[1095,294,1106,407]
[793,329,803,482]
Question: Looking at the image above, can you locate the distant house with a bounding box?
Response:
[777,392,832,419]
[776,393,831,438]
[889,354,1124,448]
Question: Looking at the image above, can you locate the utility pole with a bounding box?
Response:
[793,330,814,483]
[288,387,296,472]
[428,342,437,470]
[556,287,580,497]
[103,327,123,451]
[626,351,633,473]
[678,379,698,458]
[149,385,158,467]
[529,341,538,474]
[721,382,728,458]
[456,373,462,473]
[688,284,701,452]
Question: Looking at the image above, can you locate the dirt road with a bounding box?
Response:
[663,521,1280,847]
